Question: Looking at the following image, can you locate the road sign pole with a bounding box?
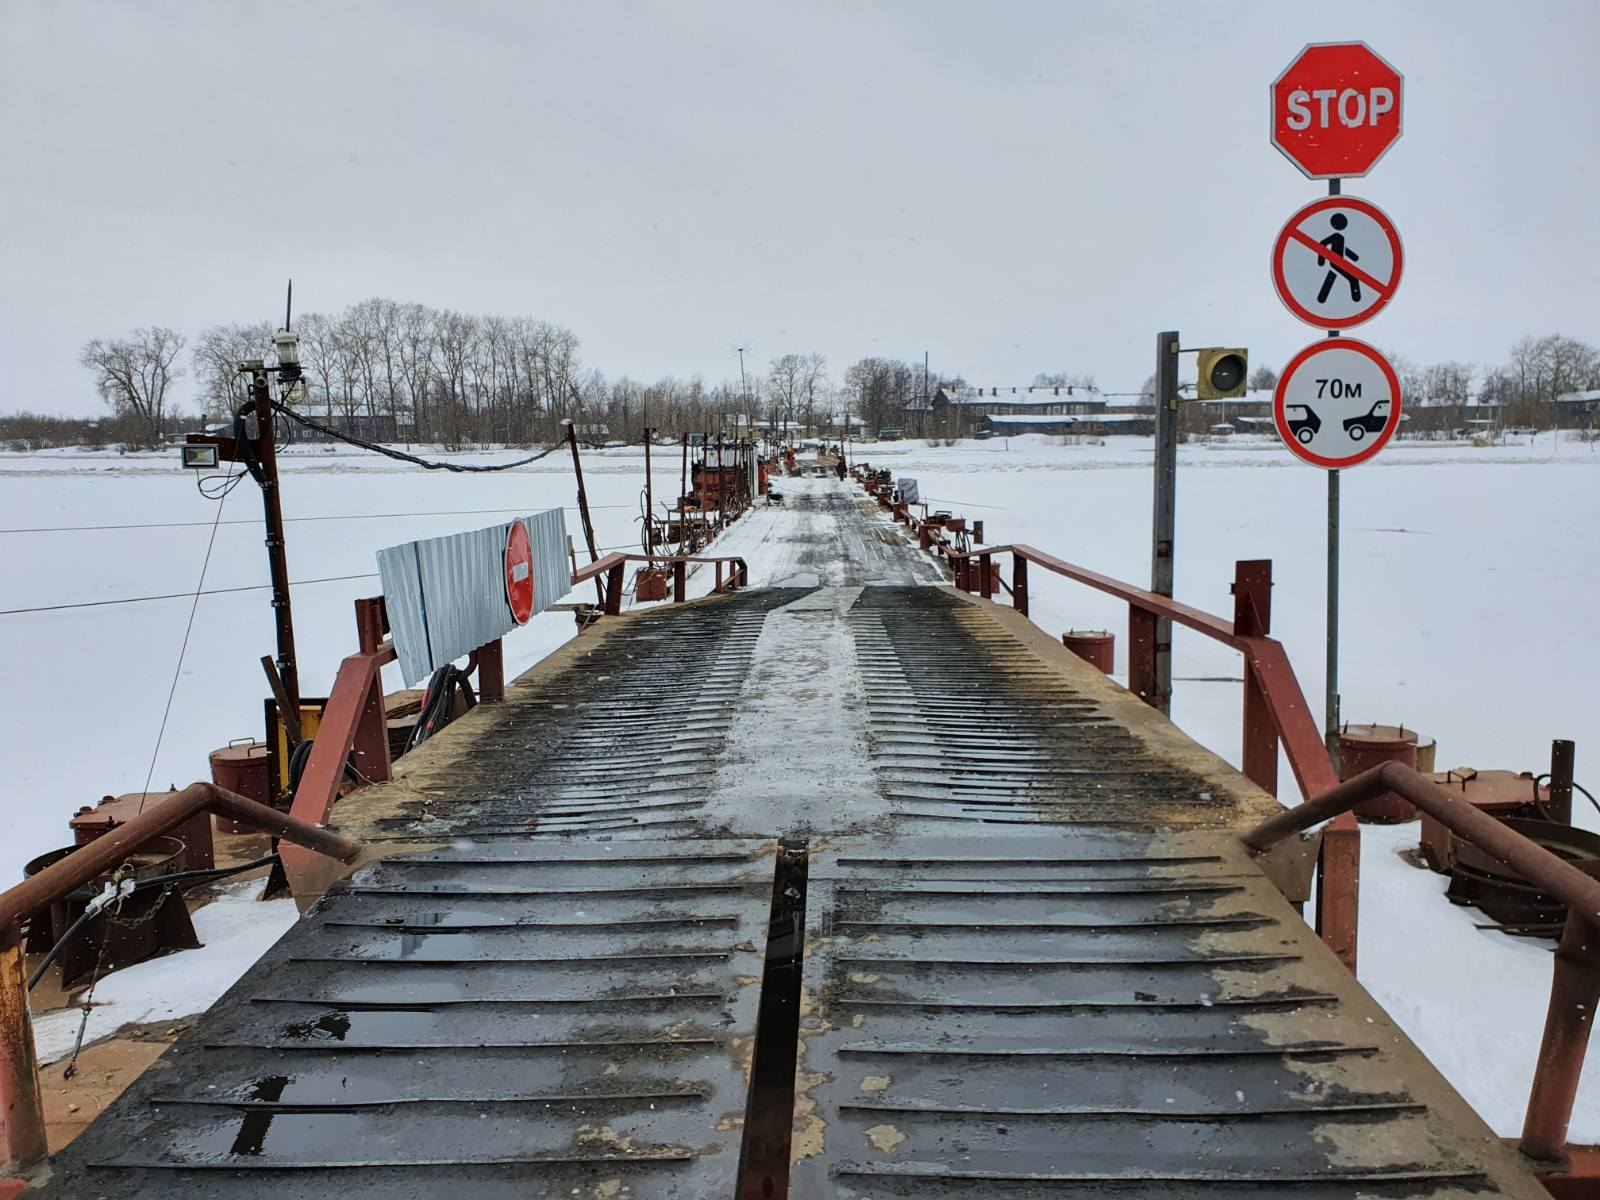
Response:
[1151,330,1179,715]
[1325,177,1342,768]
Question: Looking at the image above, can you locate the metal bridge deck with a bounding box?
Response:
[36,840,775,1199]
[30,484,1554,1197]
[793,834,1539,1198]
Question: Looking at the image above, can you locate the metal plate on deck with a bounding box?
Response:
[790,834,1547,1199]
[37,840,776,1199]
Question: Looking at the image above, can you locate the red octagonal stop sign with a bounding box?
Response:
[1271,42,1403,180]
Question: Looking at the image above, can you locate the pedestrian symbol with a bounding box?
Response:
[1317,213,1362,304]
[1271,195,1403,330]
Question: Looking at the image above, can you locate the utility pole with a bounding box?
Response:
[1150,330,1180,714]
[737,347,751,433]
[250,364,300,719]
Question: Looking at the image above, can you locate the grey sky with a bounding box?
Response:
[3,0,1596,416]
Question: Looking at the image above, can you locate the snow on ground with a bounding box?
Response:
[30,878,299,1064]
[4,432,1599,1135]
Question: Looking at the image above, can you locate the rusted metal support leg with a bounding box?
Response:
[673,560,687,603]
[354,596,388,654]
[1548,739,1575,826]
[1520,915,1600,1162]
[1128,606,1161,709]
[350,672,392,785]
[475,638,504,704]
[1314,812,1360,973]
[1012,556,1029,618]
[979,554,993,600]
[0,922,46,1173]
[1233,561,1278,796]
[605,564,625,615]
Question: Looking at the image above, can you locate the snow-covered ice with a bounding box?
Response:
[3,432,1597,1136]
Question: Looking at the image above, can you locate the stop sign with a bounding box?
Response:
[1271,42,1403,179]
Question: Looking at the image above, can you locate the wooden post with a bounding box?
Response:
[567,424,605,608]
[1012,555,1029,617]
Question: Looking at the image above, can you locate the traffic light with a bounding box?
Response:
[1195,348,1248,400]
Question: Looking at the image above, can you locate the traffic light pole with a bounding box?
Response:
[1325,179,1342,768]
[1150,330,1180,715]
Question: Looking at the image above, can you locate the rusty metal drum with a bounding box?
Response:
[1339,724,1419,822]
[1062,630,1115,674]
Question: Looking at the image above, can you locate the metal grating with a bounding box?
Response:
[789,834,1546,1199]
[354,587,809,841]
[36,840,776,1200]
[850,588,1227,828]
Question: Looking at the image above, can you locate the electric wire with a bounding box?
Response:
[0,505,641,535]
[26,854,281,991]
[136,474,232,811]
[270,402,561,471]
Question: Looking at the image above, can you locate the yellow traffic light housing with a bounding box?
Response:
[1196,348,1248,400]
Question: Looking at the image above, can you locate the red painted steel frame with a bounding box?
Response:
[942,542,1358,962]
[1245,762,1600,1169]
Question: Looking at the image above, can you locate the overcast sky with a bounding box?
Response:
[3,0,1596,416]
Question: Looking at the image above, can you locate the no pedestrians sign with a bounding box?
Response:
[1272,195,1403,330]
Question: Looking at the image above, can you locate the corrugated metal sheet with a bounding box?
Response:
[377,510,569,685]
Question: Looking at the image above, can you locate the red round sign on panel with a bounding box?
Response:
[1272,195,1403,330]
[1271,42,1403,180]
[1273,339,1402,470]
[504,518,534,625]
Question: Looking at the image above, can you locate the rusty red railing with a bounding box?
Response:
[929,528,1597,1173]
[941,540,1359,969]
[0,783,363,1174]
[572,551,749,615]
[1245,762,1600,1166]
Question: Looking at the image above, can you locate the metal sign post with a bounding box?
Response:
[1269,45,1406,765]
[1150,330,1180,714]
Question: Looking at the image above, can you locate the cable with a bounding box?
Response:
[136,474,232,810]
[271,402,560,472]
[27,854,281,990]
[0,505,642,535]
[0,573,380,616]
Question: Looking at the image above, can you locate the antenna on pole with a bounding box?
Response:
[284,279,293,331]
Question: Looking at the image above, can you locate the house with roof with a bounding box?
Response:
[929,384,1155,436]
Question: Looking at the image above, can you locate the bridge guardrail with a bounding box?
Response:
[1245,762,1600,1167]
[938,536,1596,1172]
[0,783,363,1174]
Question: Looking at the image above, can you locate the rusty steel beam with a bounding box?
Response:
[0,922,44,1174]
[0,784,359,935]
[950,543,1240,647]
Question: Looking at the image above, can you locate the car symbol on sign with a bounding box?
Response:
[1285,404,1321,444]
[1343,399,1390,441]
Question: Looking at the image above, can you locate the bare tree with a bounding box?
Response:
[1247,365,1278,391]
[79,326,186,446]
[191,321,274,420]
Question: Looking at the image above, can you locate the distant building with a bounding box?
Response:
[1556,389,1600,425]
[929,384,1155,436]
[292,412,415,443]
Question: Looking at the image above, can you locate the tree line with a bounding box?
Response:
[59,299,971,451]
[26,303,1598,451]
